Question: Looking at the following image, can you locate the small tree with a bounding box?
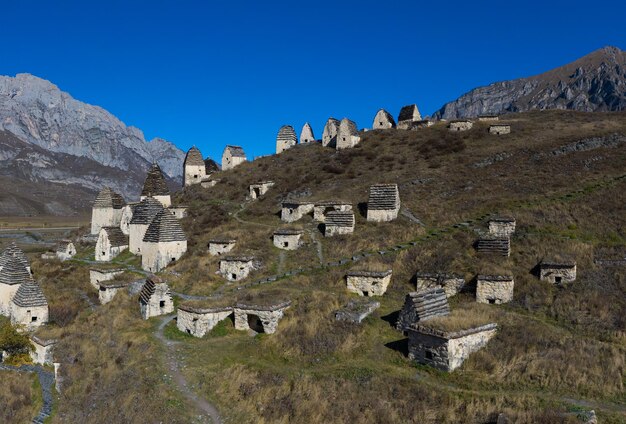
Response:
[0,321,33,365]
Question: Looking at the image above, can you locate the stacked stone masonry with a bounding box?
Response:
[367,184,400,222]
[475,237,511,257]
[539,261,577,284]
[91,187,125,235]
[449,120,474,131]
[415,273,466,298]
[300,122,315,143]
[489,124,511,135]
[96,227,128,262]
[219,256,256,281]
[183,146,207,187]
[249,181,275,199]
[336,118,360,150]
[372,109,396,129]
[397,288,450,331]
[139,277,174,319]
[324,211,355,236]
[129,197,164,254]
[99,280,132,305]
[222,145,247,170]
[208,239,236,256]
[30,336,56,365]
[234,301,291,334]
[397,104,422,129]
[177,305,233,337]
[11,279,48,330]
[140,163,171,207]
[55,241,76,261]
[89,268,125,289]
[281,201,314,223]
[322,118,340,147]
[478,115,499,122]
[346,270,392,296]
[273,229,304,250]
[276,125,298,153]
[141,209,188,273]
[476,275,514,304]
[313,201,353,223]
[488,217,516,238]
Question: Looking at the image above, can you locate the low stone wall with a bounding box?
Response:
[476,276,514,304]
[177,306,233,337]
[98,281,131,305]
[346,271,392,296]
[366,208,399,222]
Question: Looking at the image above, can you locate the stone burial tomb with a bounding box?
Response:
[249,181,275,199]
[272,229,304,251]
[396,287,450,331]
[372,109,396,129]
[324,211,355,237]
[366,184,401,222]
[95,227,128,262]
[222,145,247,170]
[345,270,393,297]
[335,298,380,324]
[313,201,353,223]
[183,146,207,187]
[234,300,291,334]
[89,268,125,289]
[397,104,422,129]
[336,118,361,150]
[208,239,237,256]
[98,279,133,305]
[448,120,474,132]
[91,187,126,235]
[478,115,499,122]
[140,163,171,207]
[489,124,511,135]
[300,122,315,143]
[177,304,234,338]
[474,237,511,257]
[538,260,577,284]
[55,240,76,261]
[488,216,516,238]
[141,209,188,273]
[415,272,466,298]
[276,125,298,154]
[129,196,164,254]
[281,200,314,223]
[138,276,174,320]
[476,275,514,304]
[219,256,257,281]
[322,117,340,147]
[11,279,49,331]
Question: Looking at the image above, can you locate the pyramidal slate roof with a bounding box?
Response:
[141,163,170,197]
[100,227,128,247]
[224,145,246,158]
[398,104,422,122]
[139,275,166,304]
[0,242,30,271]
[130,197,164,225]
[326,211,355,227]
[184,146,205,167]
[277,125,298,145]
[93,187,126,209]
[368,184,400,211]
[205,158,219,173]
[0,255,34,286]
[12,279,47,307]
[143,210,187,243]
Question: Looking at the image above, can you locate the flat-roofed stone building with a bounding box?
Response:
[488,217,516,238]
[415,273,466,298]
[476,275,514,304]
[89,268,125,289]
[322,117,340,147]
[478,115,499,122]
[0,255,32,316]
[300,122,315,143]
[183,146,207,187]
[336,118,360,150]
[273,229,303,250]
[449,120,474,132]
[234,300,291,334]
[367,184,400,222]
[397,288,450,331]
[98,280,132,305]
[313,201,353,223]
[10,279,48,331]
[139,276,174,319]
[30,336,56,365]
[90,187,126,235]
[96,227,128,262]
[129,197,164,255]
[276,125,298,154]
[141,209,188,273]
[249,181,275,199]
[489,124,511,135]
[141,163,171,207]
[407,323,497,371]
[539,261,577,284]
[324,211,355,236]
[222,145,247,170]
[372,109,396,129]
[219,256,256,281]
[397,104,422,129]
[177,304,233,337]
[55,240,76,261]
[346,270,392,297]
[281,200,314,223]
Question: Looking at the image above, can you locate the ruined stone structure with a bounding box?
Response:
[346,270,392,297]
[475,237,511,257]
[129,197,164,254]
[335,299,380,323]
[10,279,48,331]
[168,206,188,220]
[272,229,304,250]
[397,104,422,129]
[478,115,499,122]
[120,203,136,235]
[30,336,56,365]
[219,256,256,281]
[89,268,125,289]
[141,163,171,207]
[476,275,514,304]
[249,181,275,199]
[138,276,174,319]
[96,227,128,262]
[322,117,340,147]
[98,280,132,305]
[234,300,291,334]
[410,120,434,129]
[372,109,396,129]
[55,240,76,261]
[488,217,516,238]
[208,239,236,256]
[489,124,511,135]
[300,122,315,143]
[183,146,207,187]
[281,201,314,223]
[397,288,450,331]
[90,187,126,235]
[0,255,32,316]
[367,184,400,222]
[313,201,353,223]
[415,273,466,298]
[407,323,497,371]
[336,118,360,150]
[276,125,298,154]
[324,211,355,236]
[449,120,474,131]
[201,179,219,188]
[222,145,247,170]
[539,261,577,284]
[177,304,233,337]
[141,209,188,273]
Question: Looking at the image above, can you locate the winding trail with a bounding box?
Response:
[155,315,222,424]
[0,364,55,423]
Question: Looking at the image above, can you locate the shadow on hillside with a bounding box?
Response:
[384,338,408,357]
[381,310,400,328]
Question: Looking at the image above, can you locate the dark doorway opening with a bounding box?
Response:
[247,314,264,333]
[488,299,496,304]
[555,276,562,284]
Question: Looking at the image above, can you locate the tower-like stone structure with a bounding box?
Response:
[397,104,422,129]
[366,184,401,222]
[129,197,164,254]
[372,109,396,129]
[222,145,247,170]
[300,122,315,143]
[141,210,188,273]
[322,117,340,147]
[336,118,360,150]
[90,187,126,235]
[183,146,207,187]
[141,163,171,207]
[276,125,298,154]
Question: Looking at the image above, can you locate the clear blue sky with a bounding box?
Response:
[1,0,624,161]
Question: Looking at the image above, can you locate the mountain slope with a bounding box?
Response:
[434,46,626,119]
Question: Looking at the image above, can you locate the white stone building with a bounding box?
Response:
[478,115,499,122]
[177,304,233,337]
[346,270,392,297]
[140,163,171,207]
[367,184,401,222]
[276,125,298,154]
[372,109,396,129]
[141,209,188,273]
[139,276,174,319]
[98,280,132,305]
[234,300,291,334]
[90,187,126,235]
[183,146,207,187]
[336,118,360,150]
[10,279,48,331]
[313,201,353,223]
[0,255,32,316]
[300,122,315,143]
[30,335,57,365]
[219,256,256,281]
[449,120,474,132]
[489,124,511,135]
[324,211,355,237]
[89,268,125,289]
[397,104,422,129]
[322,117,340,147]
[488,217,516,238]
[95,227,128,262]
[129,197,164,255]
[55,240,76,261]
[222,145,247,170]
[249,181,275,199]
[272,229,304,250]
[208,239,236,256]
[476,275,514,304]
[539,261,577,284]
[281,201,314,223]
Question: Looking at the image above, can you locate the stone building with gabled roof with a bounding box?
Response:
[346,270,392,297]
[183,146,207,187]
[476,275,514,304]
[0,255,33,316]
[367,184,401,222]
[336,118,360,150]
[129,197,164,254]
[139,276,174,319]
[55,240,76,261]
[222,145,247,170]
[324,211,355,236]
[141,163,171,207]
[10,279,48,331]
[234,300,291,334]
[0,242,32,274]
[96,227,128,262]
[313,201,353,223]
[249,181,275,199]
[276,125,298,154]
[90,187,126,235]
[300,122,315,143]
[219,256,257,281]
[322,117,340,147]
[141,210,187,272]
[397,288,450,331]
[397,104,422,129]
[273,229,304,250]
[372,109,396,129]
